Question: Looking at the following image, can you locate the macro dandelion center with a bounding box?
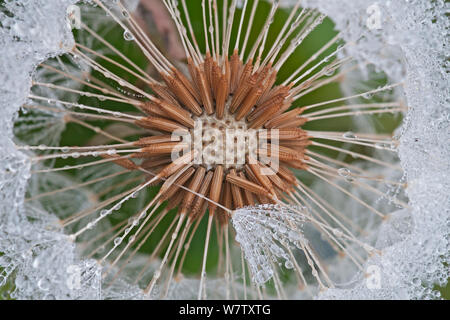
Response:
[2,0,447,301]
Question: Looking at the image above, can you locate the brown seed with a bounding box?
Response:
[256,70,278,105]
[101,154,137,171]
[246,156,276,197]
[139,101,170,118]
[259,163,288,192]
[157,150,195,180]
[224,56,231,96]
[281,159,309,170]
[162,73,202,116]
[276,116,308,129]
[166,191,184,211]
[195,65,214,115]
[229,50,242,94]
[218,182,231,224]
[187,57,201,92]
[265,107,306,128]
[172,67,201,104]
[149,83,182,109]
[141,156,172,169]
[248,102,286,129]
[277,165,299,186]
[211,61,222,98]
[258,128,308,141]
[258,144,305,162]
[280,139,312,148]
[204,52,214,93]
[244,167,272,204]
[229,59,254,113]
[247,94,285,122]
[215,76,228,120]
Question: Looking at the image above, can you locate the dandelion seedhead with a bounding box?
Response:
[0,0,448,300]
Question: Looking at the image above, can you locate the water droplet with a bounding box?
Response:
[114,237,122,246]
[362,92,373,100]
[324,67,335,76]
[338,168,351,177]
[285,260,294,269]
[37,279,49,291]
[32,257,40,269]
[333,228,344,237]
[123,30,134,41]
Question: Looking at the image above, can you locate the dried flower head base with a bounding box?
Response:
[17,0,409,299]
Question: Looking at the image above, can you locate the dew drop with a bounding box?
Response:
[338,168,351,177]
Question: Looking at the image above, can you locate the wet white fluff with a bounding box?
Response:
[0,0,448,299]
